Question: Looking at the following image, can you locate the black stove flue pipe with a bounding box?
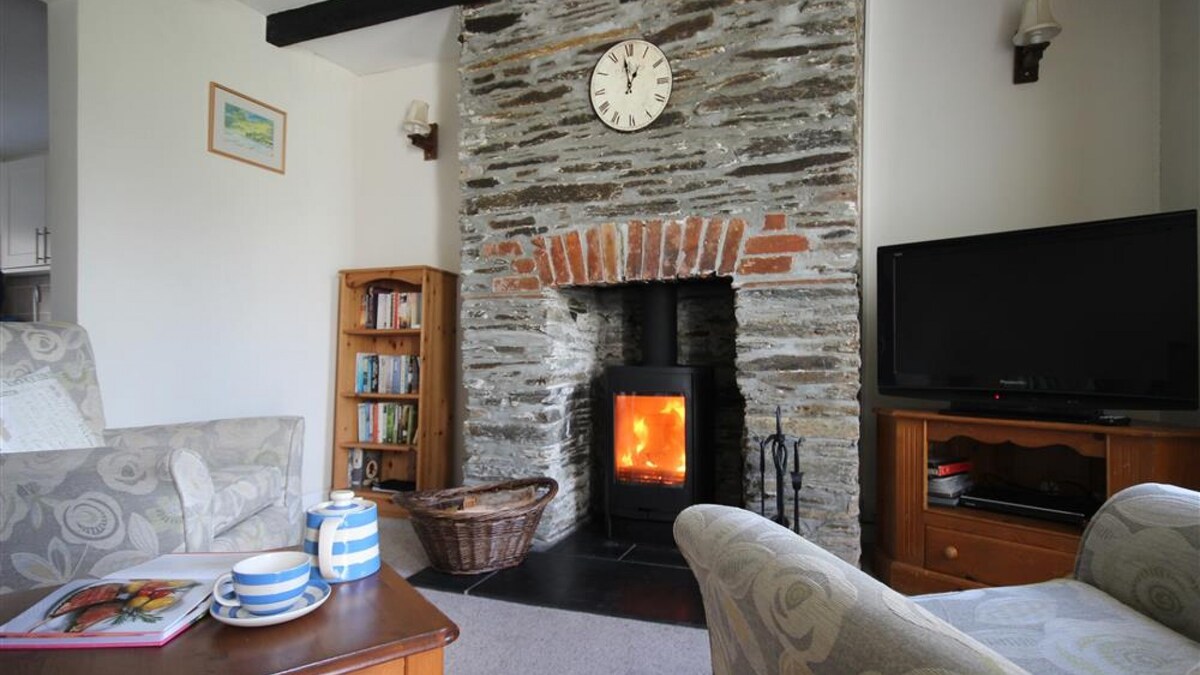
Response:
[641,283,678,367]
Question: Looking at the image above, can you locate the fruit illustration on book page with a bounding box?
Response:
[33,580,200,634]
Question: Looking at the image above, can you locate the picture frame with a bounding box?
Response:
[207,82,287,174]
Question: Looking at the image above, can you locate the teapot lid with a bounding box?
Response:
[308,489,372,516]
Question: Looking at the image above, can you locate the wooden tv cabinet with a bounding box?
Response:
[875,408,1200,595]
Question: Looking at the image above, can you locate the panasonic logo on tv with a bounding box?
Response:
[999,379,1028,387]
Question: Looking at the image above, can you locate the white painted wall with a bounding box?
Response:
[64,0,357,505]
[861,0,1164,527]
[1160,0,1200,427]
[1160,0,1199,212]
[354,60,462,272]
[46,0,77,322]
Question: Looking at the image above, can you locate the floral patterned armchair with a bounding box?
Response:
[676,483,1200,674]
[0,323,304,593]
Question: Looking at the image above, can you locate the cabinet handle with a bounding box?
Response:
[34,228,50,264]
[943,545,959,560]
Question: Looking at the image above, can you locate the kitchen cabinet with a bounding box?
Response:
[1,155,49,273]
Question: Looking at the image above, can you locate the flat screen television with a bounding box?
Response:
[878,209,1199,423]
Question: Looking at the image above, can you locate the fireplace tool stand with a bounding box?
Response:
[756,406,805,534]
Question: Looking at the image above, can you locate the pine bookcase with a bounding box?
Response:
[332,266,457,517]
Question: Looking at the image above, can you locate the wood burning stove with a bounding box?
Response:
[601,284,713,530]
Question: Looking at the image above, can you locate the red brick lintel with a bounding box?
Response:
[487,213,823,294]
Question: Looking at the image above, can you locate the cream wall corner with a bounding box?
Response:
[354,61,462,273]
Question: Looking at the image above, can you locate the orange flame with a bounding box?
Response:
[614,394,687,486]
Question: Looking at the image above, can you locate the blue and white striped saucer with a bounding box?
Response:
[209,578,331,628]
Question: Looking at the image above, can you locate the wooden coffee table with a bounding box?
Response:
[0,563,458,674]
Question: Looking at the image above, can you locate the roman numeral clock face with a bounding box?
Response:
[590,39,672,132]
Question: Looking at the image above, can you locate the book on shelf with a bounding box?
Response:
[354,353,420,395]
[927,494,961,507]
[347,450,389,489]
[359,287,423,330]
[928,457,972,477]
[362,450,382,487]
[928,472,974,498]
[0,578,210,650]
[348,448,365,487]
[356,402,418,444]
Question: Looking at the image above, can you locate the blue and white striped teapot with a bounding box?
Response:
[304,490,381,583]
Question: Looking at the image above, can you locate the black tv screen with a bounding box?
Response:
[878,210,1199,417]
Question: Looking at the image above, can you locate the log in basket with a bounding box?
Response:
[395,477,558,575]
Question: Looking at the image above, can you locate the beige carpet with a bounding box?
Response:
[377,518,712,674]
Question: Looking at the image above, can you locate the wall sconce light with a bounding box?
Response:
[403,99,438,161]
[1012,0,1062,84]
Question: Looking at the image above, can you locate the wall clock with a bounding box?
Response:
[589,39,673,132]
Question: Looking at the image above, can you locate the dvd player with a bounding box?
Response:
[958,485,1100,526]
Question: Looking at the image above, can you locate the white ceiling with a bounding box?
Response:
[234,1,459,75]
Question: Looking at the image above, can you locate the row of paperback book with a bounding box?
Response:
[358,402,418,445]
[928,456,973,506]
[355,353,419,394]
[360,288,422,329]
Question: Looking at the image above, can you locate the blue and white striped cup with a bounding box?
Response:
[211,551,312,615]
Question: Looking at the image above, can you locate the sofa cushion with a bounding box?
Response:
[168,448,216,552]
[0,323,106,436]
[209,464,285,536]
[915,578,1200,675]
[0,369,104,453]
[168,450,284,549]
[1074,482,1200,642]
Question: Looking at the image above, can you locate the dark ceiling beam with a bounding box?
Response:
[266,0,463,47]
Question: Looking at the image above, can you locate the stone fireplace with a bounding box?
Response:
[458,0,864,563]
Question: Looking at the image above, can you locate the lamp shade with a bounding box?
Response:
[403,99,431,135]
[1013,0,1062,46]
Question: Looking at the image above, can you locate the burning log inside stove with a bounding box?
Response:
[614,394,688,487]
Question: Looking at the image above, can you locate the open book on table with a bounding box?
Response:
[0,579,210,649]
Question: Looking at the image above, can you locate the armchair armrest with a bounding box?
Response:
[0,445,187,594]
[1074,482,1200,642]
[674,505,1025,675]
[104,416,304,538]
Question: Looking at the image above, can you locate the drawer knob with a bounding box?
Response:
[943,545,959,560]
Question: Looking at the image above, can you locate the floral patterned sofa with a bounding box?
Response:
[675,483,1200,674]
[0,323,304,593]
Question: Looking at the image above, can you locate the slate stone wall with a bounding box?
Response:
[458,0,864,562]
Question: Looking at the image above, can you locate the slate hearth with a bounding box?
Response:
[407,525,705,628]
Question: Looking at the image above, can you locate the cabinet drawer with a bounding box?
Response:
[924,526,1074,586]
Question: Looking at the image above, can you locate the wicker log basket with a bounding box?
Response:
[395,477,558,575]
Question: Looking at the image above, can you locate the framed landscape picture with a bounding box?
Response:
[207,82,287,174]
